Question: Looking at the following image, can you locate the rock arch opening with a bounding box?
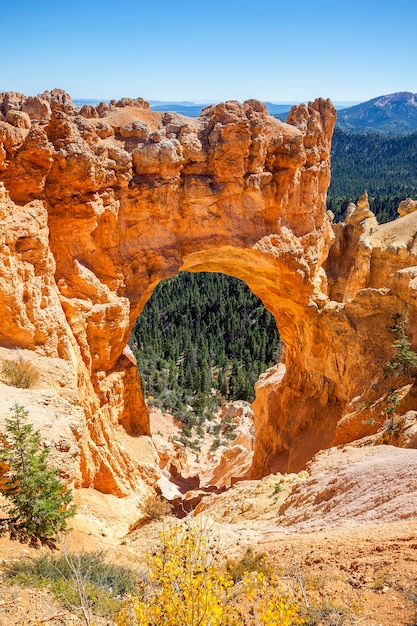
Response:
[130,270,281,466]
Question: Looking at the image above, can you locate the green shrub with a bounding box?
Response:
[210,437,223,451]
[0,403,75,546]
[301,603,350,626]
[387,307,417,376]
[4,550,137,618]
[226,546,272,583]
[2,356,39,389]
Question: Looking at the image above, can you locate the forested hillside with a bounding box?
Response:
[327,128,417,222]
[335,92,417,135]
[130,273,280,433]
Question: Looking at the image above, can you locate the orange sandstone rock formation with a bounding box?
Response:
[1,89,416,494]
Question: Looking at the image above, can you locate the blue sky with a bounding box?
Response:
[2,0,416,105]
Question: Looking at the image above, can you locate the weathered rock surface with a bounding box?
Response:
[398,197,417,216]
[278,445,417,531]
[149,401,254,497]
[1,89,417,495]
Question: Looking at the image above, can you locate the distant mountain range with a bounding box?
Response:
[148,101,296,117]
[149,102,211,116]
[74,92,417,136]
[74,99,356,119]
[151,94,417,137]
[335,92,417,136]
[148,101,355,118]
[73,99,296,117]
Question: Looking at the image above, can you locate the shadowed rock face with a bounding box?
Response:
[1,89,417,495]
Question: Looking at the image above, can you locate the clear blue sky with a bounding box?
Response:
[2,0,416,105]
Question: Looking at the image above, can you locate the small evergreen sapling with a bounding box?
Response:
[0,403,76,546]
[387,307,417,376]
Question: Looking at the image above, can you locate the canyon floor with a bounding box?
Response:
[1,440,417,625]
[1,374,417,625]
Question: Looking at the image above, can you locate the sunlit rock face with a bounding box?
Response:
[6,89,416,493]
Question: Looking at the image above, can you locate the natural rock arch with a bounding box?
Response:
[2,90,417,496]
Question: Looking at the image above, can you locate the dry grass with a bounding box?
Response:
[4,549,137,620]
[226,546,272,583]
[2,357,39,389]
[142,495,172,520]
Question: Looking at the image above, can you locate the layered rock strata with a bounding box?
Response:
[1,89,416,493]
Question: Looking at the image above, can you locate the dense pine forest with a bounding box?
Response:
[130,273,280,433]
[131,125,417,440]
[327,128,417,222]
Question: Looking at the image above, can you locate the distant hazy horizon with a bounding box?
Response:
[73,97,361,110]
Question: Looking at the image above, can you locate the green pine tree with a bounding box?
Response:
[387,307,417,376]
[0,403,76,546]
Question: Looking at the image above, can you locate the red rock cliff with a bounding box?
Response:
[2,89,415,492]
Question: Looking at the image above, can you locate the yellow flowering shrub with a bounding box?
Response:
[116,522,304,626]
[242,572,304,625]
